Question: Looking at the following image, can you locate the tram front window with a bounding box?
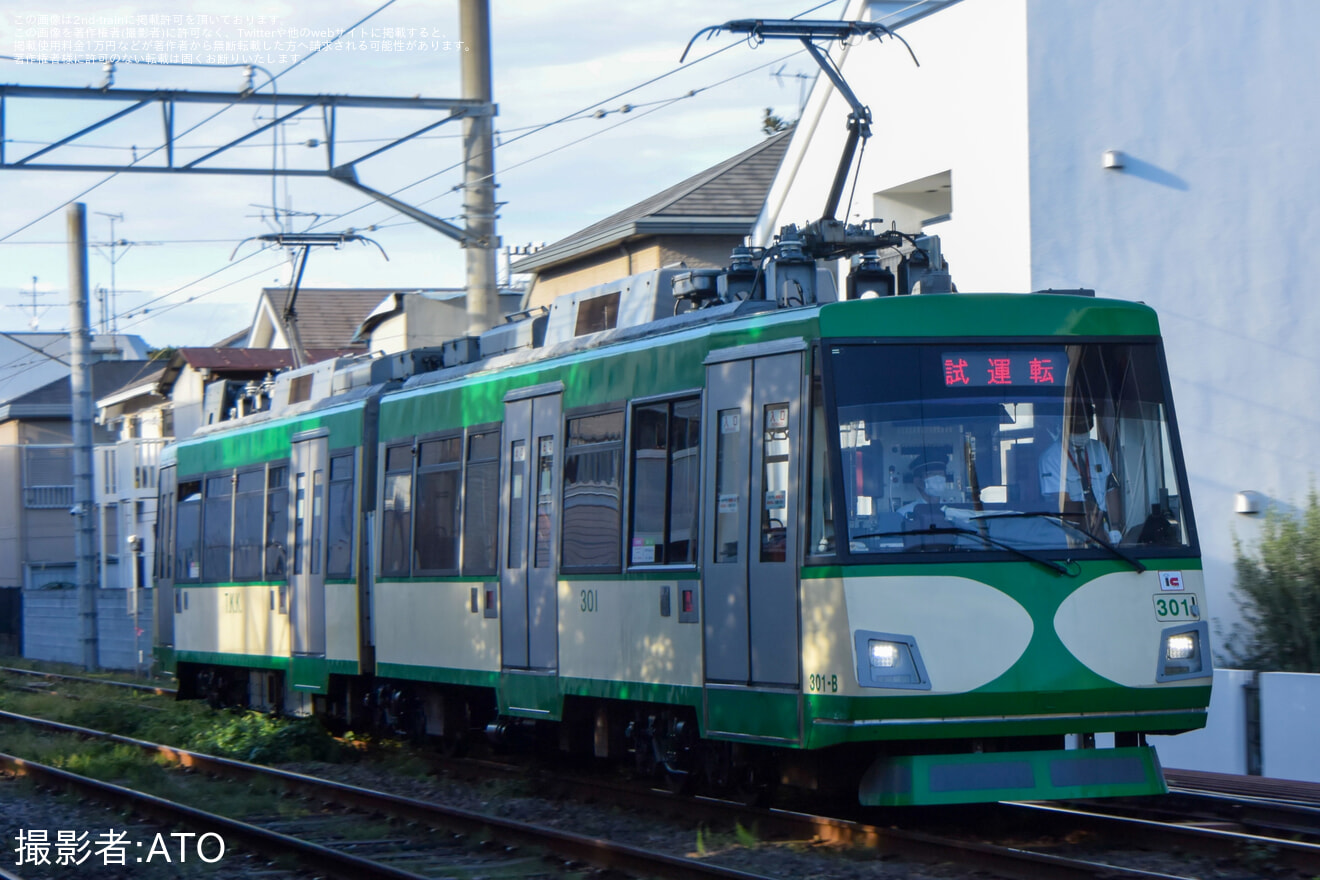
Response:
[825,342,1193,557]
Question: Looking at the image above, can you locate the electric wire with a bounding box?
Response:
[2,0,835,342]
[0,1,399,348]
[0,0,396,245]
[310,46,806,235]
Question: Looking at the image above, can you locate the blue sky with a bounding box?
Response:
[0,0,834,348]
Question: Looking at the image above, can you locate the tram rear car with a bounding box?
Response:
[156,252,1209,806]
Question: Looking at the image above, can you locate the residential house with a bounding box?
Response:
[352,289,527,354]
[512,130,792,308]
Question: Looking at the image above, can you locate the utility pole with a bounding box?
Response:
[67,203,99,671]
[460,0,500,338]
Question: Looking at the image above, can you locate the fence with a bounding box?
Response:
[20,587,153,672]
[1150,668,1320,783]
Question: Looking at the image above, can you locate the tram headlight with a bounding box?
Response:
[1156,622,1210,682]
[1165,634,1196,661]
[855,632,930,690]
[869,640,900,668]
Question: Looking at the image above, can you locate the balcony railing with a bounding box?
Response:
[25,485,75,509]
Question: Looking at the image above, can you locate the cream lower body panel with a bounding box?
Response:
[803,575,1033,697]
[174,585,290,658]
[558,578,701,690]
[373,580,500,673]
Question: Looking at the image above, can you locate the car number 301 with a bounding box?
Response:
[808,673,838,693]
[1153,594,1199,620]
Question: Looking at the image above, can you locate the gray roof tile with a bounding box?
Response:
[514,130,792,272]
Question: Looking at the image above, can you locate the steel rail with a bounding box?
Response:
[0,665,176,696]
[0,706,1192,879]
[0,711,782,880]
[1069,789,1320,840]
[0,752,433,880]
[1166,767,1320,804]
[995,800,1320,875]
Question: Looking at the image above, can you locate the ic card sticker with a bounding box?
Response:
[1159,571,1184,592]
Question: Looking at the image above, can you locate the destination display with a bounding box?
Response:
[940,350,1064,387]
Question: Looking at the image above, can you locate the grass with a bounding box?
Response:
[0,669,350,765]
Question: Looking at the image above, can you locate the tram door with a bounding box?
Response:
[703,349,803,688]
[500,390,563,670]
[289,431,328,664]
[154,464,176,652]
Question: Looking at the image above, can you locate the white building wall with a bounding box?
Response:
[1149,668,1253,775]
[1023,0,1320,635]
[761,0,1320,639]
[1258,672,1320,783]
[757,0,1034,293]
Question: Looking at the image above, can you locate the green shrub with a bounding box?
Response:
[1222,489,1320,672]
[186,712,342,764]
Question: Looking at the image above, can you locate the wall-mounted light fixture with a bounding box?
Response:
[1103,150,1126,170]
[1234,490,1265,515]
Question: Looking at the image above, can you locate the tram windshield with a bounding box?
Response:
[814,342,1194,558]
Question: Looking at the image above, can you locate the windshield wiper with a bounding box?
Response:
[969,512,1147,573]
[848,527,1074,576]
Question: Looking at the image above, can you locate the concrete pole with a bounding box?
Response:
[68,203,99,671]
[460,0,500,338]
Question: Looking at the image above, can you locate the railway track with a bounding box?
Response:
[0,710,794,880]
[0,707,1292,880]
[6,669,1318,877]
[0,664,177,697]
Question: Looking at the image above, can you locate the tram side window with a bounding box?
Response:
[415,436,462,574]
[381,442,414,577]
[628,396,700,566]
[326,453,355,579]
[562,410,625,572]
[462,429,500,576]
[265,465,288,579]
[156,485,174,580]
[232,469,266,581]
[202,473,233,582]
[806,358,834,556]
[175,479,202,582]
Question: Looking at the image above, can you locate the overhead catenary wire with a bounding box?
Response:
[0,0,398,246]
[2,0,836,341]
[308,45,808,236]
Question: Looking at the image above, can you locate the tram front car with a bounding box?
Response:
[802,294,1209,806]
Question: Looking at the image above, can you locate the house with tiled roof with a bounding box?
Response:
[244,287,391,353]
[513,130,793,308]
[0,360,156,666]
